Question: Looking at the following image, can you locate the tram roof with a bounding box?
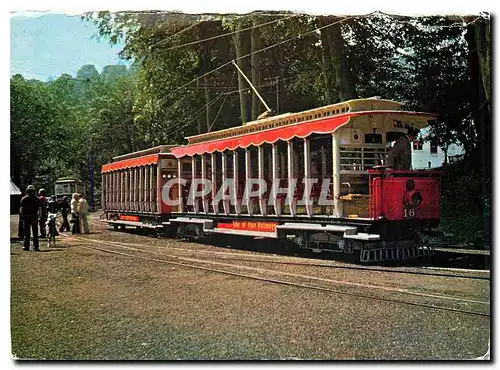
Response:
[102,145,175,173]
[170,98,437,158]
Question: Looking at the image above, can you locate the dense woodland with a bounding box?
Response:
[10,11,491,246]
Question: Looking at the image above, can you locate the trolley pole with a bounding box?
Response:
[231,60,272,114]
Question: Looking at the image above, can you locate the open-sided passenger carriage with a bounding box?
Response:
[101,98,441,262]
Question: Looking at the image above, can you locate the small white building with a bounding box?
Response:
[411,128,465,169]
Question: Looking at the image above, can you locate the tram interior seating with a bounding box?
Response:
[340,173,370,218]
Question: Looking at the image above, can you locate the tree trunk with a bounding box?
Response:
[466,19,491,249]
[318,17,337,104]
[124,116,135,153]
[474,18,491,113]
[250,17,261,120]
[232,20,250,123]
[319,16,357,101]
[199,23,212,133]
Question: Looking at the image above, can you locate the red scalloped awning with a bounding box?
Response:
[101,154,159,173]
[170,110,438,158]
[171,114,351,158]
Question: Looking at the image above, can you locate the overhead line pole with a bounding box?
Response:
[275,76,280,114]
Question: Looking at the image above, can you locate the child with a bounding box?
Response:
[46,213,58,247]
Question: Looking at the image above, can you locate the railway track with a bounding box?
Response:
[63,234,490,318]
[90,215,489,274]
[69,233,490,281]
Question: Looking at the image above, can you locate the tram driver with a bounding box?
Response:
[386,127,419,170]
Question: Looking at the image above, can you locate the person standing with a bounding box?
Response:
[78,194,90,234]
[386,128,419,170]
[59,196,71,232]
[17,191,25,240]
[70,193,80,234]
[38,188,48,238]
[20,185,40,251]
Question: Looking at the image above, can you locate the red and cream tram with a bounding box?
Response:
[101,98,441,262]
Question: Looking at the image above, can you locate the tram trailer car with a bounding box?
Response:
[54,177,86,201]
[102,98,441,262]
[101,145,181,231]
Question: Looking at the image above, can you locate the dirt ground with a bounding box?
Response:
[10,213,490,360]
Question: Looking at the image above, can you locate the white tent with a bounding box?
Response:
[10,180,21,195]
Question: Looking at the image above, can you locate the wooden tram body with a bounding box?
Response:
[101,98,441,262]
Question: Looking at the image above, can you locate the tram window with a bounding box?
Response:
[430,141,438,154]
[413,141,423,150]
[365,133,382,144]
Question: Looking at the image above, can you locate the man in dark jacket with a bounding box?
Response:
[59,196,71,232]
[386,128,419,170]
[20,185,40,251]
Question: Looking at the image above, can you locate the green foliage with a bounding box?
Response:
[439,161,485,246]
[10,64,139,194]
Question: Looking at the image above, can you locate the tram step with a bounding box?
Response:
[344,233,380,241]
[108,220,163,229]
[170,217,214,229]
[276,223,357,234]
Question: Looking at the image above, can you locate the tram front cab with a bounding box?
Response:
[337,128,440,225]
[368,169,440,225]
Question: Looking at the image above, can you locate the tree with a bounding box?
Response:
[318,15,357,101]
[10,75,67,189]
[231,17,251,123]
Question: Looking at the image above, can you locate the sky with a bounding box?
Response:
[10,12,127,81]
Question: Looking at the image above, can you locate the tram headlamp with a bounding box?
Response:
[411,192,422,207]
[406,179,415,191]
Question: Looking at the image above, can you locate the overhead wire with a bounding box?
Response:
[162,93,225,138]
[150,20,201,48]
[156,13,364,108]
[148,14,362,133]
[208,94,229,132]
[157,13,298,52]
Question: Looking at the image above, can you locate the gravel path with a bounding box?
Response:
[10,214,490,360]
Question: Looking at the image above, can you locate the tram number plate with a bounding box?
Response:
[404,208,416,218]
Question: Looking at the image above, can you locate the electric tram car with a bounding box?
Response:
[101,98,441,262]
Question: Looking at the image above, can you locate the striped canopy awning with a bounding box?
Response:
[170,111,437,158]
[101,154,159,173]
[171,114,351,158]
